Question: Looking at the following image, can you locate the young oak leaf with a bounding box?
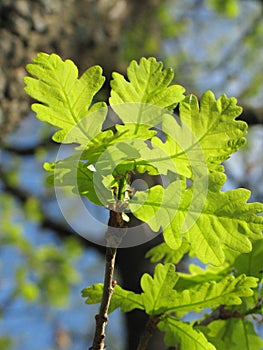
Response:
[81,283,143,313]
[43,155,112,206]
[109,57,185,128]
[24,52,106,145]
[130,173,263,265]
[147,91,247,179]
[80,122,157,157]
[197,319,263,350]
[139,264,257,315]
[231,239,263,278]
[43,125,159,207]
[83,264,179,316]
[179,92,247,165]
[158,316,216,350]
[174,263,231,291]
[163,274,258,314]
[140,263,179,315]
[145,241,191,264]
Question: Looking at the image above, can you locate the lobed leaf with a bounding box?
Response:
[231,239,263,279]
[140,263,179,315]
[197,319,263,350]
[44,156,112,206]
[82,283,143,313]
[145,241,190,264]
[109,57,185,130]
[147,91,247,179]
[24,52,106,145]
[158,316,216,350]
[130,173,263,265]
[138,263,257,315]
[163,274,258,314]
[175,263,231,291]
[179,92,246,165]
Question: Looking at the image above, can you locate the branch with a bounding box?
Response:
[0,166,105,254]
[195,305,246,327]
[90,246,117,350]
[136,315,160,350]
[89,210,127,350]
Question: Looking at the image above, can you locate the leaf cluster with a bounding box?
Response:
[24,53,263,349]
[82,262,262,349]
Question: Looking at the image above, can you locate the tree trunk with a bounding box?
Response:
[0,0,164,143]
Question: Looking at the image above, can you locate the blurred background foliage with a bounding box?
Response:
[0,0,263,349]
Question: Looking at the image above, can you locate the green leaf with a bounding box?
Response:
[24,52,106,144]
[139,264,257,317]
[198,319,263,350]
[0,337,12,350]
[130,173,263,265]
[110,57,185,130]
[140,263,179,315]
[175,263,231,291]
[79,124,156,162]
[82,283,144,313]
[20,282,39,301]
[180,92,246,163]
[232,239,263,279]
[24,197,43,223]
[145,241,190,264]
[158,316,216,350]
[207,0,240,18]
[44,123,160,206]
[147,91,247,178]
[44,155,111,206]
[163,274,258,314]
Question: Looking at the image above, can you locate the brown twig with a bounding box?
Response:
[136,315,160,350]
[196,305,244,327]
[89,246,117,350]
[89,210,126,350]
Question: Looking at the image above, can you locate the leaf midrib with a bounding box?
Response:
[136,99,235,165]
[164,283,244,313]
[48,61,92,141]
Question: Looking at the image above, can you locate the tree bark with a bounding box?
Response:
[0,0,163,143]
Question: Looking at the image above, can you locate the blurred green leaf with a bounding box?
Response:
[198,318,263,350]
[206,0,240,18]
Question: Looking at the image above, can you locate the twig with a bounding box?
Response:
[136,315,160,350]
[89,246,117,350]
[89,210,126,350]
[196,305,244,327]
[196,307,222,327]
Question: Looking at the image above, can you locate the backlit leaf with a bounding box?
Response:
[158,316,216,350]
[82,283,143,313]
[130,173,263,265]
[140,263,178,315]
[198,319,263,350]
[24,52,106,145]
[109,57,185,130]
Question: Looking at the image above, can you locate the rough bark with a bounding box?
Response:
[0,0,162,143]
